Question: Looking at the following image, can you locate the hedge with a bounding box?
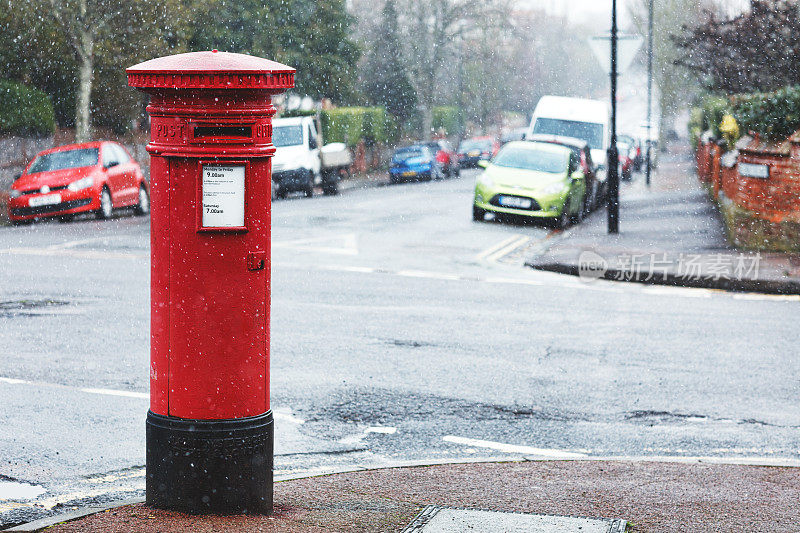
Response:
[281,109,317,118]
[432,106,462,136]
[732,85,800,141]
[701,96,730,139]
[320,107,395,147]
[0,80,55,137]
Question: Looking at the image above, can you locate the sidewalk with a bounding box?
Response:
[16,459,800,532]
[337,171,390,192]
[525,144,800,294]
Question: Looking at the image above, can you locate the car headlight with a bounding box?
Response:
[540,182,567,196]
[477,172,493,188]
[67,176,94,191]
[10,189,22,198]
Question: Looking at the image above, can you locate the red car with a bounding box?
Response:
[424,140,460,177]
[8,141,149,224]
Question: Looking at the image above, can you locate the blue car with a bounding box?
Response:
[389,145,443,183]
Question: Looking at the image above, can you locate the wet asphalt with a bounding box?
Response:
[1,169,799,527]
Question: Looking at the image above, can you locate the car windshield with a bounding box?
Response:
[491,145,565,173]
[27,148,98,174]
[273,125,304,147]
[394,147,424,160]
[533,118,604,151]
[459,140,492,152]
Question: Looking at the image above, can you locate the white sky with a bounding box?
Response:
[516,0,636,29]
[517,0,749,30]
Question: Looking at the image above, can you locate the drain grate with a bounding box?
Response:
[403,506,626,533]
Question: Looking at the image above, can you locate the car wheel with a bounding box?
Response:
[304,172,314,198]
[557,198,571,230]
[133,184,150,216]
[322,170,339,196]
[11,219,32,226]
[472,205,486,222]
[96,187,113,220]
[573,197,587,224]
[58,214,74,223]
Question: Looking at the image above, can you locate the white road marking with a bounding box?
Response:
[366,426,397,434]
[0,247,145,260]
[397,270,461,281]
[474,235,526,261]
[733,293,800,302]
[484,236,531,264]
[442,435,587,459]
[0,377,30,385]
[83,468,146,484]
[35,485,144,510]
[339,425,398,445]
[273,261,789,300]
[273,409,305,424]
[0,481,45,501]
[484,277,544,286]
[273,233,358,256]
[81,388,148,399]
[641,286,713,298]
[47,237,113,250]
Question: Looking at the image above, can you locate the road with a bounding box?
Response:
[1,169,799,527]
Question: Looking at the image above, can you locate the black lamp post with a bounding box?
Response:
[607,0,619,234]
[645,0,654,187]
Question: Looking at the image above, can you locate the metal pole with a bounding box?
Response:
[607,0,619,234]
[645,0,653,187]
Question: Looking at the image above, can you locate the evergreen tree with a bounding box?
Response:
[362,0,417,120]
[672,0,800,94]
[190,0,361,103]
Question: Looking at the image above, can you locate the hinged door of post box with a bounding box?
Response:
[165,156,271,419]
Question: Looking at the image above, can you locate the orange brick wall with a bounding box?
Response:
[727,150,800,223]
[697,138,800,223]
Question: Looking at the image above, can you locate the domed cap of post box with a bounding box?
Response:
[127,51,295,91]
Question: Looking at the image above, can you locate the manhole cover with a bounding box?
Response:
[403,506,626,533]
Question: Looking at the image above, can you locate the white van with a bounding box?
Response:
[527,96,610,175]
[271,116,322,197]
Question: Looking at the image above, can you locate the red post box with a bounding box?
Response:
[127,51,294,514]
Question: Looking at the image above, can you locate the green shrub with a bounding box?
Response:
[321,107,394,147]
[701,95,730,139]
[432,106,462,136]
[0,80,55,137]
[732,85,800,141]
[688,106,704,148]
[281,109,317,118]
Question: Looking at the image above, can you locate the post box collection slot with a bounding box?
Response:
[193,125,252,139]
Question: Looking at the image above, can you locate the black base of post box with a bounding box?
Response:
[146,410,273,514]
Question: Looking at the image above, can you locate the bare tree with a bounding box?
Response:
[40,0,181,141]
[400,0,506,139]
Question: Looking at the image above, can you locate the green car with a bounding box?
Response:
[472,141,586,228]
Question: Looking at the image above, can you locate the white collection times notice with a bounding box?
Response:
[202,165,245,227]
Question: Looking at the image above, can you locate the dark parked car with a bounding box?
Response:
[389,145,443,183]
[458,136,500,168]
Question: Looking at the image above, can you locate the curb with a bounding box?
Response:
[5,454,799,531]
[337,174,390,192]
[3,497,144,532]
[524,260,800,295]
